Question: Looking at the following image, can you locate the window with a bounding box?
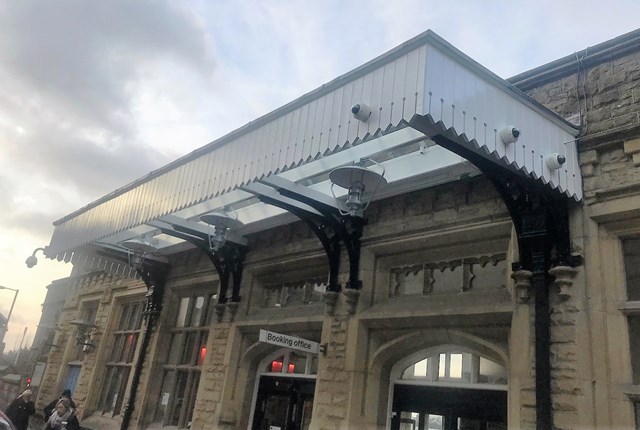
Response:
[72,302,98,362]
[97,301,145,415]
[400,351,507,386]
[265,351,318,375]
[623,238,640,384]
[155,293,215,429]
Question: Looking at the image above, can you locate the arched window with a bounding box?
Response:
[399,351,507,387]
[389,347,508,430]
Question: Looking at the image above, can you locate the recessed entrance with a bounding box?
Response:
[390,348,507,430]
[391,385,506,430]
[251,375,315,430]
[249,348,318,430]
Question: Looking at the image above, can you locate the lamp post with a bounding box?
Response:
[0,285,19,356]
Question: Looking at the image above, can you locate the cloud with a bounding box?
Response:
[0,0,217,239]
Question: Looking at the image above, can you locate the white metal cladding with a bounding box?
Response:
[46,30,581,259]
[421,44,581,200]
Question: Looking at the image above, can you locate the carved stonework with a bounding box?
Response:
[343,289,360,315]
[323,291,339,316]
[549,265,579,300]
[511,270,533,303]
[214,303,226,323]
[226,302,240,322]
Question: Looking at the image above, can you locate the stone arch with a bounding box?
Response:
[364,328,509,427]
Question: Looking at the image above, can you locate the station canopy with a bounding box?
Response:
[44,30,581,275]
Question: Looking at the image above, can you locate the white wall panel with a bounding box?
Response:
[46,32,581,257]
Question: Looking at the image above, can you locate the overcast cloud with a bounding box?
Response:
[1,0,640,351]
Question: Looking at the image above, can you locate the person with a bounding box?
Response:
[43,390,76,421]
[5,389,35,430]
[43,398,79,430]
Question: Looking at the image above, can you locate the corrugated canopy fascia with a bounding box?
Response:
[47,30,581,259]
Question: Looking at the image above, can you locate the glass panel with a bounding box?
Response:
[110,335,126,362]
[125,333,138,363]
[263,395,291,428]
[127,303,141,330]
[196,332,208,366]
[288,352,307,374]
[414,358,428,377]
[170,371,189,426]
[168,333,183,364]
[449,353,462,379]
[479,357,507,384]
[185,371,200,428]
[427,414,443,430]
[181,332,197,365]
[438,354,446,379]
[118,305,132,331]
[399,411,419,430]
[155,370,174,423]
[269,356,285,373]
[176,297,190,327]
[113,367,130,415]
[190,296,205,327]
[624,238,640,301]
[132,303,144,330]
[630,315,640,384]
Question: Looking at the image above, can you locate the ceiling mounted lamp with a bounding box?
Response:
[120,236,159,268]
[329,159,387,217]
[200,209,244,251]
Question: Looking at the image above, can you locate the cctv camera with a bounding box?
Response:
[351,103,372,122]
[499,126,520,144]
[25,255,37,268]
[545,153,567,170]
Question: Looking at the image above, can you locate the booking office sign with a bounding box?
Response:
[259,329,319,355]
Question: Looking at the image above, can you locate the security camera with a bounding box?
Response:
[351,103,372,122]
[545,153,567,170]
[499,126,520,144]
[25,255,38,268]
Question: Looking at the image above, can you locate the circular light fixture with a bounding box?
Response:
[201,210,244,251]
[329,161,387,217]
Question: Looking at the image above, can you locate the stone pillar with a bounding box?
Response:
[509,269,536,430]
[191,320,232,429]
[548,265,580,430]
[309,300,351,429]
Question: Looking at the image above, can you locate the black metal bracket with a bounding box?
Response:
[151,223,247,304]
[245,180,367,291]
[411,114,582,430]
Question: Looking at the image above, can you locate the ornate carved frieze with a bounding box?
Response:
[389,253,507,297]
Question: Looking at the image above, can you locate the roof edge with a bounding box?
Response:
[509,28,640,91]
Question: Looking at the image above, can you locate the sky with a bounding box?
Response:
[0,0,639,352]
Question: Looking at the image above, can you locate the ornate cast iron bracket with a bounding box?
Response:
[150,223,247,321]
[412,114,582,430]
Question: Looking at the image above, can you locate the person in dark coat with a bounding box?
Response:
[43,398,79,430]
[5,389,35,430]
[43,390,76,421]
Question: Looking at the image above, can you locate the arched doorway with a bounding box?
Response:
[389,346,507,430]
[249,348,318,430]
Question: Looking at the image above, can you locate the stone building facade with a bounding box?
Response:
[33,29,640,430]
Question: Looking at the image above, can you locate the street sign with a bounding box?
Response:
[258,329,319,354]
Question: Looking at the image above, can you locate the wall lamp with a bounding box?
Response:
[25,247,45,268]
[70,319,98,353]
[200,209,244,251]
[329,158,387,217]
[121,236,159,268]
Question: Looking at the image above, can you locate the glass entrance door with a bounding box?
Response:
[252,376,315,430]
[391,385,507,430]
